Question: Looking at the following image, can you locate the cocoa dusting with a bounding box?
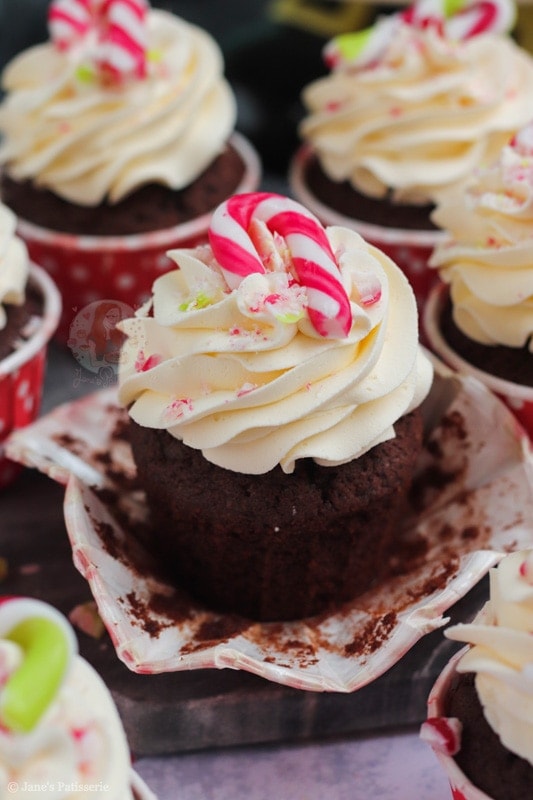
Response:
[344,612,397,657]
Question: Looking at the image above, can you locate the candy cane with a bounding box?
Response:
[0,597,77,733]
[208,192,353,339]
[97,0,149,80]
[324,0,515,69]
[48,0,149,81]
[48,0,93,50]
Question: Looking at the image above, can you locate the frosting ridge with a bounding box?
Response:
[429,126,533,349]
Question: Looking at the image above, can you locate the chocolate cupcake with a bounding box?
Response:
[0,202,61,488]
[290,0,533,308]
[0,1,261,341]
[424,121,533,438]
[117,191,433,621]
[422,549,533,800]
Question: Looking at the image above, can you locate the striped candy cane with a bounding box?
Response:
[208,193,353,339]
[48,0,93,50]
[97,0,149,80]
[48,0,149,81]
[324,0,515,69]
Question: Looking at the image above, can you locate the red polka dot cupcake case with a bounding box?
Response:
[0,204,61,490]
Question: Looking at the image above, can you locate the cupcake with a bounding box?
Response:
[0,0,261,341]
[424,120,533,437]
[0,201,61,489]
[117,191,433,621]
[421,549,533,800]
[290,0,533,307]
[0,595,156,799]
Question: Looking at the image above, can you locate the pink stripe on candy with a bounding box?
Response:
[98,0,148,79]
[48,0,93,49]
[208,193,353,338]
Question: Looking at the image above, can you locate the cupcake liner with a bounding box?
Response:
[289,145,445,310]
[0,263,61,489]
[14,132,262,344]
[423,647,494,800]
[424,281,533,441]
[5,361,533,691]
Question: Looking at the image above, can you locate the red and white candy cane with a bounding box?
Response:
[208,192,353,339]
[0,597,77,733]
[48,0,149,80]
[48,0,93,50]
[97,0,149,80]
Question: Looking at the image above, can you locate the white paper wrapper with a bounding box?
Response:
[6,358,533,692]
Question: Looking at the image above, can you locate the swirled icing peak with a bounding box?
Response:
[118,193,433,474]
[0,4,236,205]
[324,0,516,70]
[0,597,136,799]
[429,121,533,349]
[300,0,533,205]
[446,549,533,766]
[0,203,29,331]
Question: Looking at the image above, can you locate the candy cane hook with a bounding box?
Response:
[48,0,93,50]
[209,192,353,339]
[48,0,149,81]
[0,597,77,733]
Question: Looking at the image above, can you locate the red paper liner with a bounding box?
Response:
[0,263,61,489]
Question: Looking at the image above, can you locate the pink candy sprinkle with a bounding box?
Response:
[135,350,162,372]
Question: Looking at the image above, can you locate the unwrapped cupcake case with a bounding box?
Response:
[6,357,533,692]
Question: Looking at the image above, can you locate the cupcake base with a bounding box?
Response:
[1,141,247,236]
[301,150,437,232]
[128,409,424,622]
[447,671,533,800]
[424,283,533,438]
[5,132,261,343]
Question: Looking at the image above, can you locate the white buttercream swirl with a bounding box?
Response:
[0,203,29,331]
[429,138,533,349]
[117,226,433,474]
[447,549,533,767]
[300,25,533,205]
[0,9,236,205]
[0,643,135,799]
